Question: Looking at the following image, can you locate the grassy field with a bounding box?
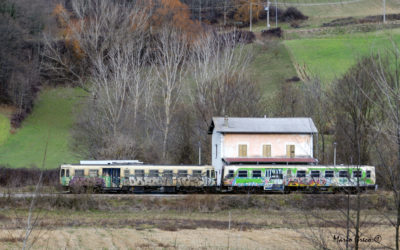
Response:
[284,28,400,83]
[0,114,10,146]
[0,87,84,169]
[251,41,298,96]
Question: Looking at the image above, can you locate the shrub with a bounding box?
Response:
[261,27,282,38]
[280,7,308,22]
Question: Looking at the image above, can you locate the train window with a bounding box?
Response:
[61,169,65,177]
[366,171,371,178]
[178,170,188,177]
[287,170,292,176]
[163,170,173,178]
[325,171,334,178]
[135,170,144,178]
[227,170,234,178]
[149,170,159,177]
[211,170,215,178]
[66,169,70,177]
[339,171,349,178]
[252,170,262,178]
[238,170,248,178]
[124,169,130,177]
[353,171,362,178]
[193,170,202,177]
[310,171,320,178]
[89,170,98,177]
[75,169,84,177]
[296,170,306,178]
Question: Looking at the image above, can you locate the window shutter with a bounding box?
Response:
[286,145,291,158]
[290,145,295,157]
[263,145,271,157]
[239,144,247,157]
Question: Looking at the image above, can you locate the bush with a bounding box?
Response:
[223,30,255,44]
[280,7,308,22]
[0,167,59,187]
[261,27,282,38]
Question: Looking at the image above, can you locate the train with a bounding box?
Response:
[59,161,376,193]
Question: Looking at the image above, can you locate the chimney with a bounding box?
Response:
[224,116,228,127]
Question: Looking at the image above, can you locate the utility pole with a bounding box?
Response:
[250,1,252,31]
[199,0,202,23]
[383,0,386,23]
[198,141,202,165]
[275,0,278,27]
[333,142,337,166]
[224,0,227,26]
[265,1,270,29]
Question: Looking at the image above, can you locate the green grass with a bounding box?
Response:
[284,28,400,83]
[250,41,298,96]
[0,114,10,145]
[0,87,84,169]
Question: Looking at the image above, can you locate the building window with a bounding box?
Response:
[89,170,98,177]
[238,144,247,157]
[227,170,234,178]
[215,144,218,159]
[149,170,159,177]
[192,170,202,177]
[339,171,349,178]
[286,145,295,158]
[353,170,362,178]
[366,171,371,178]
[310,171,320,178]
[238,170,248,178]
[325,170,334,178]
[296,170,306,178]
[178,170,188,177]
[262,145,271,157]
[75,169,84,177]
[163,170,173,178]
[135,170,144,178]
[252,170,262,178]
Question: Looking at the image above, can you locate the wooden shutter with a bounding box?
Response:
[239,144,247,157]
[263,145,271,157]
[290,145,295,157]
[286,145,295,158]
[286,145,291,158]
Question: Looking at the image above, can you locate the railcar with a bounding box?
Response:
[60,163,216,193]
[222,165,376,192]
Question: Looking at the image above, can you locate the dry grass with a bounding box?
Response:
[0,193,396,249]
[0,226,395,250]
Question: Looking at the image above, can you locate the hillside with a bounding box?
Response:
[0,87,84,169]
[285,29,400,83]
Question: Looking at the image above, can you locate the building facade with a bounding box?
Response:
[208,117,318,185]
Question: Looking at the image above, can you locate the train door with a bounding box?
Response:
[102,168,121,188]
[264,169,284,191]
[60,167,71,186]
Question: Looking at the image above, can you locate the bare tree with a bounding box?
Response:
[190,31,260,163]
[42,0,150,88]
[364,44,400,250]
[152,27,189,161]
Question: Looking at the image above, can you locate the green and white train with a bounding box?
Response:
[60,161,376,193]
